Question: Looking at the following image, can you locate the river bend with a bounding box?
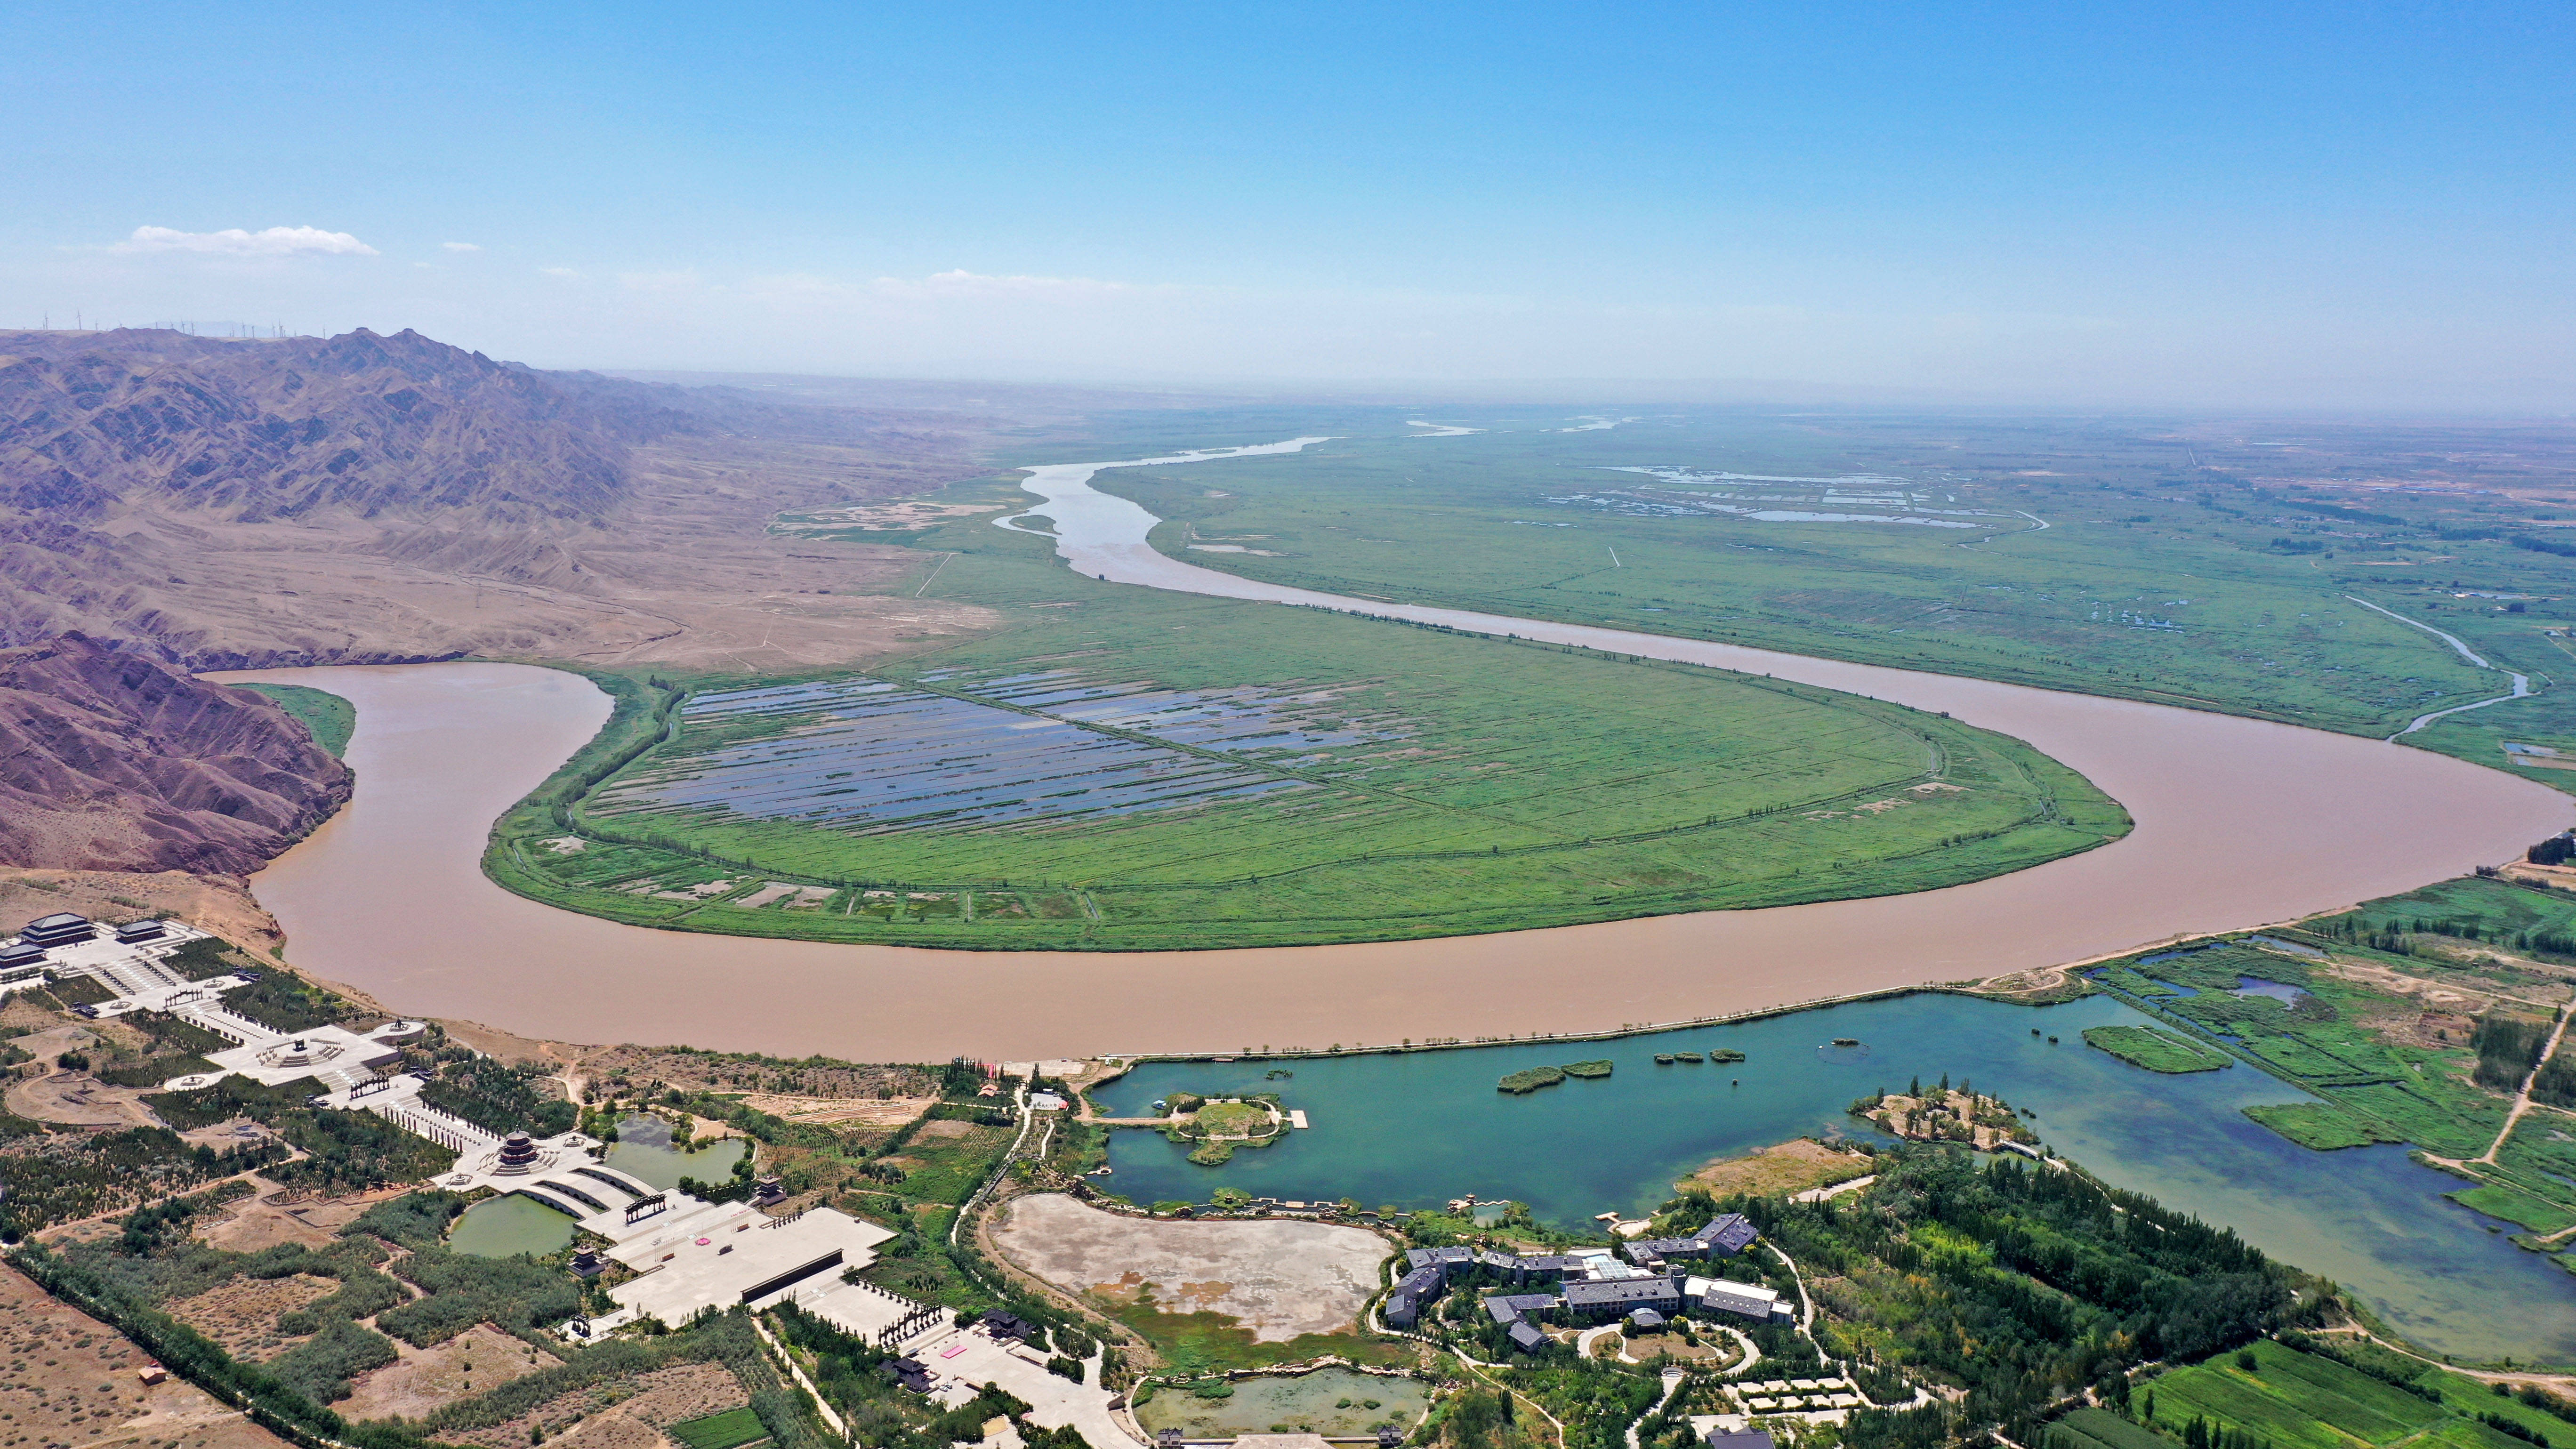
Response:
[219,440,2570,1060]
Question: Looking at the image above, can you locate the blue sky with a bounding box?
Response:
[4,1,2570,406]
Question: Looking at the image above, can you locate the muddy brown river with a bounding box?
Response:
[216,441,2571,1059]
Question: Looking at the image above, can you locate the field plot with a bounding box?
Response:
[588,675,1343,834]
[500,538,2127,948]
[2138,1337,2568,1449]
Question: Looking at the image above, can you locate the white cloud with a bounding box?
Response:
[441,241,482,253]
[539,266,586,280]
[873,268,1132,301]
[113,225,378,257]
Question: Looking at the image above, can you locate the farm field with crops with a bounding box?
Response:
[487,489,2129,949]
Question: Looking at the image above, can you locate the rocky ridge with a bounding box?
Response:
[0,632,353,875]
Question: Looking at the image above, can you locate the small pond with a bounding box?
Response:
[2232,976,2311,1005]
[449,1192,579,1258]
[603,1113,749,1189]
[1136,1368,1426,1440]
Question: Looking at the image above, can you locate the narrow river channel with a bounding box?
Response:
[217,437,2569,1063]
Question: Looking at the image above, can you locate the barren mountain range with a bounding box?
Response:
[0,325,1041,892]
[0,326,1003,671]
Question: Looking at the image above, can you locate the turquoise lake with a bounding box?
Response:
[1093,991,2576,1364]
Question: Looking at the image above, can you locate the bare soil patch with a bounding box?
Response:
[167,1274,336,1362]
[443,1361,746,1449]
[541,1409,676,1449]
[990,1193,1387,1342]
[1679,1138,1875,1198]
[193,1184,366,1253]
[733,1092,933,1127]
[4,1022,100,1061]
[338,1323,561,1422]
[7,1071,164,1130]
[0,1261,296,1449]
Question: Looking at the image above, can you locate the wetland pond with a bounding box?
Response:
[448,1193,579,1258]
[1093,991,2576,1365]
[1135,1368,1426,1440]
[601,1114,749,1189]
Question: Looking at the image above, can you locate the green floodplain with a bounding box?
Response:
[474,404,2576,948]
[479,449,2128,948]
[1081,407,2576,770]
[2054,1335,2576,1449]
[233,680,357,757]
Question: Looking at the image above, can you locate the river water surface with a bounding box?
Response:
[216,438,2568,1061]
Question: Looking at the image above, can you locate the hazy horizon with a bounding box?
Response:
[7,3,2571,411]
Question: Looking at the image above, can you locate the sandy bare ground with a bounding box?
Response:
[535,1409,677,1449]
[0,1261,296,1449]
[733,1091,935,1127]
[4,1020,100,1058]
[7,1070,164,1129]
[1677,1138,1875,1198]
[193,1182,387,1252]
[989,1193,1389,1342]
[339,1323,561,1422]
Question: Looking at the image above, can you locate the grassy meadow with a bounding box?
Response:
[1072,409,2576,757]
[487,499,2127,947]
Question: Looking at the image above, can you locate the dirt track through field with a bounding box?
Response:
[217,440,2571,1060]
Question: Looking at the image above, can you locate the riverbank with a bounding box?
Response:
[212,435,2568,1063]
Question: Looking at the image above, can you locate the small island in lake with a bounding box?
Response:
[1497,1058,1615,1094]
[2083,1023,2234,1073]
[1853,1081,2037,1150]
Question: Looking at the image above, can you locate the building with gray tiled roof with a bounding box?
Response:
[1562,1278,1681,1320]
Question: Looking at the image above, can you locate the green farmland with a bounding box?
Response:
[484,482,2128,949]
[668,1409,769,1449]
[2136,1337,2573,1449]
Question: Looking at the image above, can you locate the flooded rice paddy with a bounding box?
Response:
[1093,991,2576,1365]
[593,667,1405,838]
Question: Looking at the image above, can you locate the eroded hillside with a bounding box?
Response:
[0,633,352,875]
